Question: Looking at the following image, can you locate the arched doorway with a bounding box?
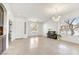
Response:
[0,6,4,34]
[0,3,7,54]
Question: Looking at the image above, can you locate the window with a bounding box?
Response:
[72,17,79,36]
[60,17,79,36]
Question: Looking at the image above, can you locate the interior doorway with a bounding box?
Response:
[0,5,4,54]
[0,4,7,54]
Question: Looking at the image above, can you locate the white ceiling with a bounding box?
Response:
[8,3,79,22]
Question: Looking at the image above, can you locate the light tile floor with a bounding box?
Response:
[2,37,79,55]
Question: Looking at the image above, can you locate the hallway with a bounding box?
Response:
[2,37,79,55]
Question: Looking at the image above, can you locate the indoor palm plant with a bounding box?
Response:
[57,34,62,40]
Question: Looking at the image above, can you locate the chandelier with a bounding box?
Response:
[52,15,61,22]
[52,8,61,22]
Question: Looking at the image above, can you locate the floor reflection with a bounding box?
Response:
[3,37,79,55]
[29,37,39,48]
[59,44,67,49]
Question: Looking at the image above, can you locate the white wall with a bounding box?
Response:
[12,17,28,40]
[59,10,79,44]
[28,21,43,37]
[43,20,58,36]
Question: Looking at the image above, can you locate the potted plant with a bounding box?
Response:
[57,34,62,40]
